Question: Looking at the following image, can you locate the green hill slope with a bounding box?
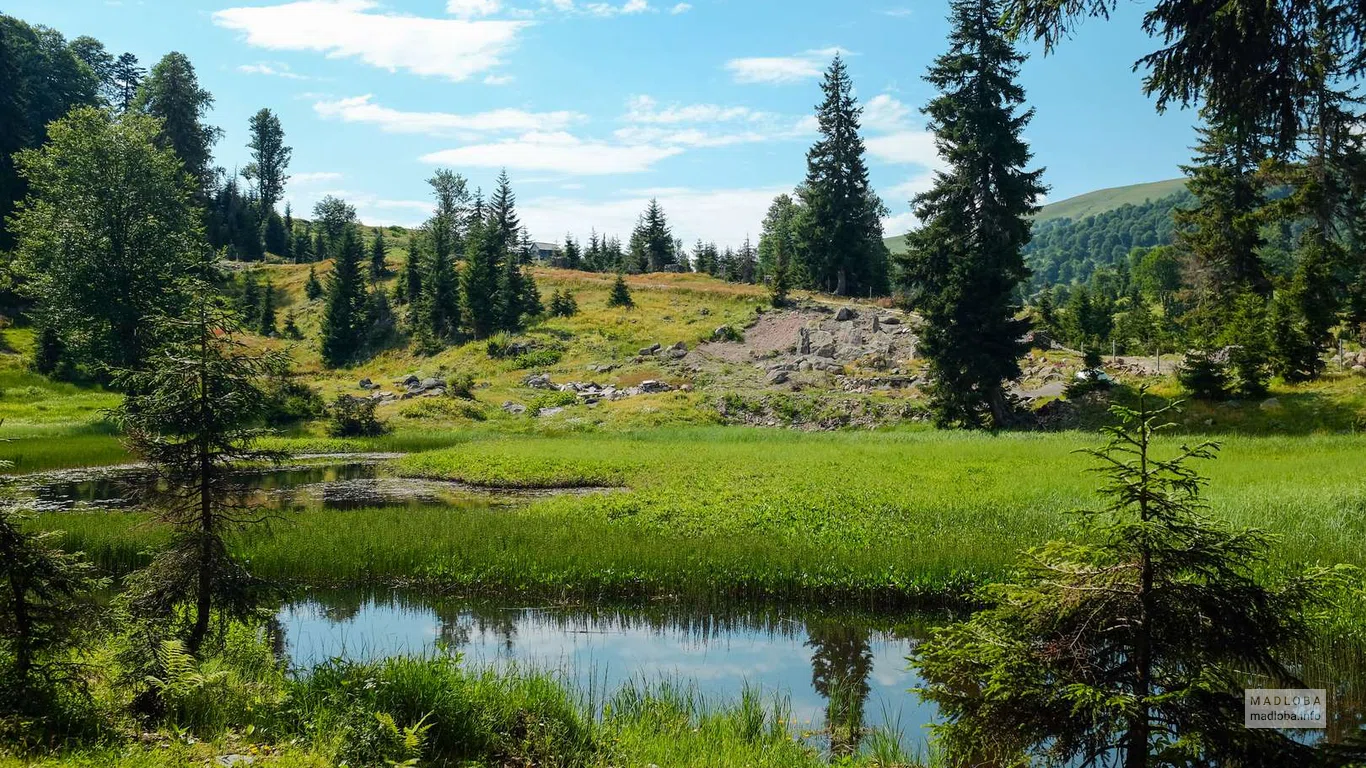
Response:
[884,178,1187,254]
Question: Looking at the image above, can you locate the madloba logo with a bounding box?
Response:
[1245,689,1327,729]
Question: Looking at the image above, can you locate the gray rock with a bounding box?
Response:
[712,325,735,340]
[680,383,693,392]
[798,327,812,355]
[524,373,555,389]
[871,316,880,333]
[358,377,375,390]
[423,388,446,398]
[396,374,419,387]
[881,315,901,325]
[799,361,813,372]
[639,343,662,356]
[639,379,672,393]
[1260,397,1282,410]
[420,377,445,391]
[766,370,791,385]
[835,306,856,321]
[672,341,687,351]
[501,401,527,415]
[537,406,565,417]
[815,342,837,359]
[217,756,255,767]
[668,347,687,359]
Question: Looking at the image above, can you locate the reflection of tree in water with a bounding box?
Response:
[806,619,874,756]
[315,590,366,623]
[434,600,520,653]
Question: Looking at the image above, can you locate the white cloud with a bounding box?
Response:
[670,2,691,13]
[583,0,649,15]
[613,119,812,148]
[421,132,683,174]
[291,171,345,185]
[862,93,912,132]
[865,129,940,166]
[881,7,913,17]
[446,0,500,17]
[726,47,842,84]
[483,73,515,85]
[624,95,764,124]
[313,94,585,135]
[283,186,431,227]
[886,170,938,201]
[213,0,526,82]
[237,62,312,80]
[881,212,918,238]
[520,186,790,247]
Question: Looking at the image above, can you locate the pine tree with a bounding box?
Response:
[460,219,501,339]
[319,226,368,367]
[281,204,294,260]
[133,52,222,196]
[495,251,526,332]
[634,198,675,272]
[1222,292,1271,397]
[240,270,260,317]
[1178,348,1232,400]
[1175,114,1270,310]
[369,227,387,279]
[305,264,323,300]
[917,389,1347,767]
[489,169,520,257]
[798,55,889,296]
[424,229,461,340]
[402,239,423,309]
[257,278,276,336]
[111,52,143,113]
[738,236,757,284]
[1269,292,1323,383]
[115,287,287,657]
[897,0,1045,429]
[562,235,581,269]
[282,311,302,340]
[607,273,634,309]
[243,108,290,213]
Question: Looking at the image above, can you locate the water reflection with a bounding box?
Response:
[14,461,542,513]
[278,590,937,754]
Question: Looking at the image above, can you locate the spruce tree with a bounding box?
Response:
[489,169,520,256]
[257,278,276,336]
[369,227,387,279]
[494,251,526,332]
[1269,292,1323,383]
[133,52,221,196]
[111,52,143,113]
[243,108,290,212]
[319,226,368,367]
[461,219,501,338]
[402,240,423,309]
[1222,292,1271,398]
[634,198,675,272]
[424,229,461,339]
[562,235,581,269]
[115,287,287,657]
[305,264,323,300]
[898,0,1045,428]
[607,273,634,309]
[1175,114,1270,310]
[798,55,889,296]
[917,390,1348,767]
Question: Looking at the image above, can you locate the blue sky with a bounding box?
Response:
[11,0,1199,246]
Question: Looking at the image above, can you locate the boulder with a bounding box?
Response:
[524,373,555,389]
[880,315,901,325]
[639,343,662,356]
[1260,397,1281,410]
[358,377,375,390]
[871,316,880,333]
[537,406,565,418]
[396,374,419,387]
[501,401,527,415]
[712,325,736,341]
[423,387,446,398]
[835,306,856,321]
[672,341,687,352]
[815,342,837,359]
[420,377,445,391]
[798,327,812,355]
[766,370,791,385]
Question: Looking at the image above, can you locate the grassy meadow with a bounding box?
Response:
[33,427,1366,607]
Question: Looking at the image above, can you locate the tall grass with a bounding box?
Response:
[32,427,1366,606]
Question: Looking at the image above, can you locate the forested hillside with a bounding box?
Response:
[1023,188,1193,288]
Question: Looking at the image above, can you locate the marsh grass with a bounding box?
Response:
[32,427,1366,607]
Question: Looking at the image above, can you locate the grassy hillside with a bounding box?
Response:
[884,177,1187,254]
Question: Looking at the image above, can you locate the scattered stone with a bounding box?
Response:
[420,377,445,391]
[713,325,736,340]
[639,379,672,393]
[815,342,837,359]
[639,343,662,356]
[671,341,687,351]
[798,326,812,355]
[396,374,419,387]
[217,756,255,767]
[880,315,901,325]
[524,373,555,389]
[698,307,711,315]
[1260,397,1282,410]
[835,306,856,321]
[537,406,565,418]
[680,384,693,392]
[799,361,813,372]
[766,370,791,385]
[871,316,880,333]
[358,377,375,390]
[422,387,446,398]
[501,401,527,415]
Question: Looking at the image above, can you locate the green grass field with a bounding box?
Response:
[34,427,1366,607]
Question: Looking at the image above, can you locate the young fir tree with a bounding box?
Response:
[1269,292,1323,383]
[132,52,222,197]
[0,497,105,696]
[257,278,276,336]
[319,226,368,367]
[369,227,387,279]
[494,250,527,332]
[897,0,1045,428]
[401,239,423,312]
[634,198,675,272]
[916,389,1350,767]
[1178,347,1232,400]
[1175,113,1270,311]
[607,273,634,309]
[1222,291,1271,397]
[562,235,581,269]
[488,169,520,257]
[239,270,260,316]
[460,218,501,339]
[304,264,323,300]
[114,286,287,656]
[422,228,461,340]
[798,55,889,296]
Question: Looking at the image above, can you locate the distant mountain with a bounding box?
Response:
[883,178,1188,255]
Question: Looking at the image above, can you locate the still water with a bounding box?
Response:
[279,591,938,755]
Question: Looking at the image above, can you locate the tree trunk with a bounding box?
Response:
[188,325,214,657]
[9,570,32,679]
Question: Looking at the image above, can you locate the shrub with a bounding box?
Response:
[548,290,579,318]
[512,348,563,369]
[327,395,389,437]
[607,274,634,309]
[446,372,476,400]
[1178,349,1231,400]
[261,375,324,426]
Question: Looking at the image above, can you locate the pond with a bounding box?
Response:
[11,458,593,513]
[278,590,939,756]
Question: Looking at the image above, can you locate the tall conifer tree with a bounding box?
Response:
[898,0,1045,428]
